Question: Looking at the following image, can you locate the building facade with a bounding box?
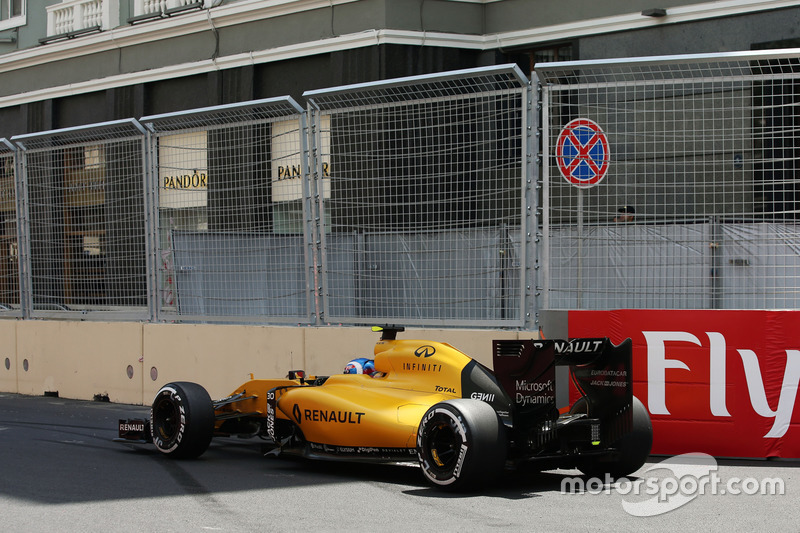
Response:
[2,1,800,139]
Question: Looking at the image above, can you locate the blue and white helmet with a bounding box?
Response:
[344,357,377,376]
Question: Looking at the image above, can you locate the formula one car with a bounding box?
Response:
[116,327,652,491]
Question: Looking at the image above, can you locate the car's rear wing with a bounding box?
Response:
[492,338,633,443]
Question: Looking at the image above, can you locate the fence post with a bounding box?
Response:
[14,141,32,319]
[302,106,321,325]
[523,75,537,330]
[143,125,158,322]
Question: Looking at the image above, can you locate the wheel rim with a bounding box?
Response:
[153,397,179,443]
[425,420,460,474]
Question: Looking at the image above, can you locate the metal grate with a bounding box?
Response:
[12,120,149,319]
[306,64,531,326]
[0,68,536,327]
[140,97,304,132]
[142,97,314,323]
[0,139,20,315]
[6,54,800,323]
[538,49,800,310]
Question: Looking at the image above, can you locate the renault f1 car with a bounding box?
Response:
[116,327,652,491]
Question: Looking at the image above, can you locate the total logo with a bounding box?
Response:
[645,330,800,438]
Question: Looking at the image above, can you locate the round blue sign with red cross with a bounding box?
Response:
[556,118,610,188]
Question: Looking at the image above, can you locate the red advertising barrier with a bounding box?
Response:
[568,310,800,458]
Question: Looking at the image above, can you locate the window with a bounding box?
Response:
[0,0,21,18]
[507,42,575,78]
[529,43,574,71]
[0,0,24,30]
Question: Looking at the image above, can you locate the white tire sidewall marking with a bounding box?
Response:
[419,406,469,486]
[151,385,186,454]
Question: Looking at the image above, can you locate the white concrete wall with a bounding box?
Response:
[0,321,524,405]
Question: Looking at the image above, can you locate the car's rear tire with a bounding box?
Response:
[416,399,506,491]
[151,382,214,459]
[577,396,652,478]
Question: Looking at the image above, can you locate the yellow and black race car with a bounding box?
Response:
[117,327,652,491]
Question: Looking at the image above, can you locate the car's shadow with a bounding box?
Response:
[401,466,594,500]
[262,449,600,499]
[202,439,593,499]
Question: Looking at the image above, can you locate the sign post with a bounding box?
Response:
[556,118,610,308]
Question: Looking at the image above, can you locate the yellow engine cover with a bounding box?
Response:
[276,339,473,448]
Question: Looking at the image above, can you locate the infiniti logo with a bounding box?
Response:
[415,345,436,358]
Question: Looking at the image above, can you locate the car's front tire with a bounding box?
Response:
[416,399,506,491]
[151,382,214,459]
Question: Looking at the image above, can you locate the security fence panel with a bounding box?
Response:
[721,222,800,309]
[11,120,149,320]
[142,97,315,324]
[171,231,306,317]
[538,50,800,310]
[548,224,711,309]
[305,65,532,327]
[323,228,519,322]
[0,139,21,317]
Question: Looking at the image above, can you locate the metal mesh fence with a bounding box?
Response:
[1,68,533,326]
[305,65,531,326]
[12,120,149,319]
[538,50,800,310]
[0,139,20,316]
[8,54,800,324]
[142,98,314,323]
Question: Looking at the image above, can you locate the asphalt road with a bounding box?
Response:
[0,392,798,532]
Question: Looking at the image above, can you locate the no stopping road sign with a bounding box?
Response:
[556,118,610,188]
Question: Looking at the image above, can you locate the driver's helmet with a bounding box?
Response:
[344,357,377,376]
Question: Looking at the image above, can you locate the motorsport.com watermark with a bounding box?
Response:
[561,453,785,517]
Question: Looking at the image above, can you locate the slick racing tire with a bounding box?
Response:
[417,399,506,491]
[577,396,653,479]
[151,382,214,459]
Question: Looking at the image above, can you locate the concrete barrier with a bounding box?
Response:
[0,321,526,405]
[0,320,17,394]
[14,320,143,402]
